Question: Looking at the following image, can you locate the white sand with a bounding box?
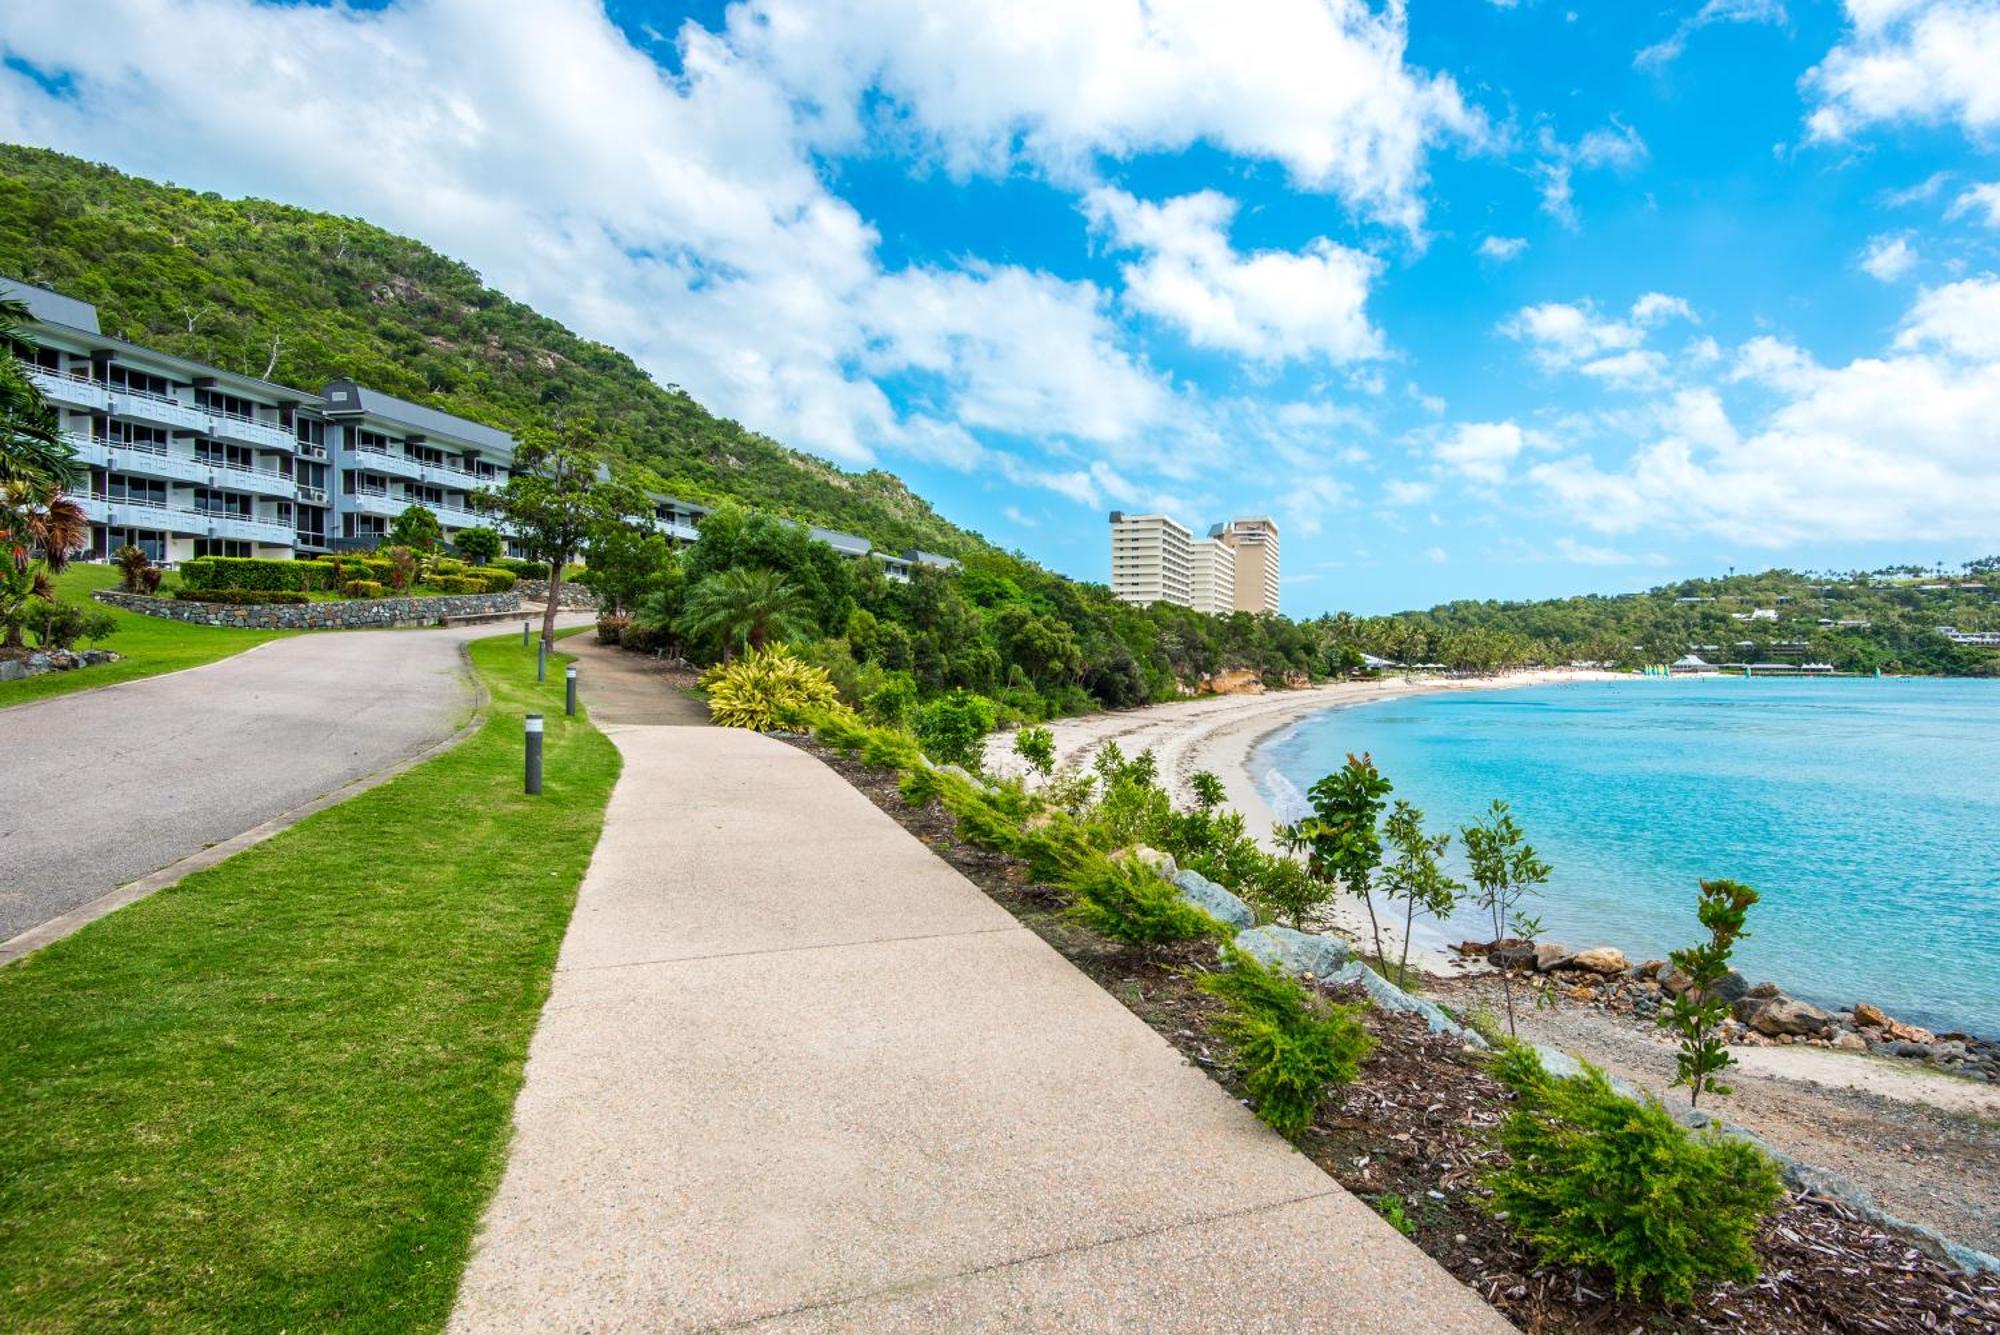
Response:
[983,668,1627,969]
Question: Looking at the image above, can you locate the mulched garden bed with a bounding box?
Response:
[788,735,2000,1333]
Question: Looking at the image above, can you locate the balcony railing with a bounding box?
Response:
[296,485,328,506]
[339,445,423,480]
[76,492,294,542]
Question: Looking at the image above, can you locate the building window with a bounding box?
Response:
[193,539,255,558]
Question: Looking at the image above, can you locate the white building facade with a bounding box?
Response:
[1108,511,1194,608]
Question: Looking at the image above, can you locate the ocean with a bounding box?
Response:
[1254,678,2000,1038]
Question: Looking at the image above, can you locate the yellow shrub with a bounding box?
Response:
[702,645,845,732]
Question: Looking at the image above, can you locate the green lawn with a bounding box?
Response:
[0,634,620,1330]
[0,565,291,709]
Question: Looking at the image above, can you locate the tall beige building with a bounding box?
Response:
[1188,537,1237,615]
[1211,517,1281,615]
[1108,511,1193,607]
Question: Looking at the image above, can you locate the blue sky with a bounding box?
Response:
[4,0,1999,614]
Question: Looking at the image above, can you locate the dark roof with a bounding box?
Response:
[320,378,515,456]
[809,525,872,558]
[1,276,100,334]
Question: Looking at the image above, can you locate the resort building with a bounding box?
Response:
[1938,626,2000,646]
[1108,511,1193,607]
[1188,536,1237,615]
[6,277,315,563]
[319,379,512,550]
[1212,517,1282,615]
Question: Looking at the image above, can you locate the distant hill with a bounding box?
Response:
[0,144,978,556]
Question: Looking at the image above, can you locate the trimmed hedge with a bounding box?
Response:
[427,576,484,594]
[494,557,550,580]
[173,587,311,606]
[472,568,517,593]
[328,556,395,584]
[180,556,337,593]
[341,580,386,599]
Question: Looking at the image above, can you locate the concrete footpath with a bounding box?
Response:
[450,720,1509,1332]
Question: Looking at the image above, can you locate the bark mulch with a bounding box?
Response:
[789,736,2000,1333]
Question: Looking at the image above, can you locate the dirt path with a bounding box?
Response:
[1432,974,2000,1256]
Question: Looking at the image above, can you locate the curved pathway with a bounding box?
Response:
[0,615,582,950]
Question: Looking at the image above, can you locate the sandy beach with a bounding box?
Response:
[983,667,1625,970]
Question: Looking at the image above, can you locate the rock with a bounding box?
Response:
[1637,959,1666,978]
[1124,845,1178,879]
[1232,926,1350,979]
[1853,1001,1889,1029]
[1170,869,1253,930]
[1532,942,1573,972]
[1833,1031,1868,1051]
[1744,996,1835,1037]
[1563,946,1628,975]
[1884,1020,1936,1045]
[1663,967,1749,1004]
[1327,962,1486,1049]
[1886,1040,1934,1059]
[1747,980,1782,999]
[1488,941,1537,971]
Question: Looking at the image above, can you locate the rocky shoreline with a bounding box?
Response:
[1459,938,2000,1087]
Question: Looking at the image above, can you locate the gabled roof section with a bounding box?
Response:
[321,377,516,456]
[0,275,101,334]
[809,525,872,558]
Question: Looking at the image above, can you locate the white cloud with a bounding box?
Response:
[1858,232,1919,281]
[1636,0,1787,68]
[1946,181,2000,227]
[1804,1,2000,143]
[726,0,1486,234]
[1528,276,2000,546]
[1423,545,1449,563]
[1002,505,1038,527]
[1555,537,1669,565]
[1435,420,1538,484]
[1477,235,1529,262]
[1382,478,1436,505]
[1883,170,1954,206]
[1085,187,1384,365]
[1500,292,1695,373]
[1533,120,1648,228]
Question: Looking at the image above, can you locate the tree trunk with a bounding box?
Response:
[541,559,561,648]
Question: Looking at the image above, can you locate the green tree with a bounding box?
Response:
[474,417,631,646]
[386,503,443,553]
[452,524,503,566]
[0,297,77,491]
[1460,799,1551,1038]
[582,522,674,619]
[678,567,813,658]
[1303,754,1394,970]
[1379,801,1463,990]
[1658,879,1759,1108]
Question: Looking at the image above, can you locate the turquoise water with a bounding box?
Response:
[1256,679,2000,1038]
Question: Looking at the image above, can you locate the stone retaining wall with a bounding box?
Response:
[95,588,521,630]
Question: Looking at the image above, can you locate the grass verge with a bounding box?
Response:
[0,633,619,1330]
[0,565,290,709]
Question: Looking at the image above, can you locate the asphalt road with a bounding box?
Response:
[0,618,580,946]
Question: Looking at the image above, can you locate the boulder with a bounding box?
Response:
[1171,869,1253,930]
[1232,926,1350,979]
[1744,996,1835,1038]
[1637,959,1666,979]
[1563,946,1628,975]
[1884,1020,1935,1045]
[1532,942,1573,972]
[1663,967,1749,1004]
[1747,980,1782,999]
[1488,941,1538,971]
[1124,846,1178,879]
[1853,1001,1889,1029]
[1327,962,1487,1049]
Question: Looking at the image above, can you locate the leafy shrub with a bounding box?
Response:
[595,614,629,645]
[702,644,844,732]
[179,556,336,593]
[30,599,118,649]
[1200,946,1374,1139]
[864,674,919,727]
[173,588,310,605]
[138,566,163,595]
[427,557,468,577]
[1063,852,1226,947]
[384,546,418,591]
[1013,725,1056,776]
[113,544,153,593]
[620,620,674,654]
[1483,1044,1784,1304]
[472,567,517,593]
[453,525,503,566]
[426,575,484,594]
[914,689,997,770]
[495,557,551,580]
[860,727,925,772]
[341,580,386,599]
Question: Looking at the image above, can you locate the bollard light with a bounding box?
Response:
[536,638,547,682]
[522,620,530,646]
[565,664,578,717]
[524,713,544,795]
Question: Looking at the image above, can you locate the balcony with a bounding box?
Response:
[204,457,297,500]
[348,488,407,520]
[202,509,294,544]
[338,446,423,481]
[23,365,110,412]
[432,504,486,531]
[205,411,296,452]
[107,386,209,432]
[296,441,328,460]
[69,434,213,486]
[296,485,329,507]
[653,517,701,543]
[416,458,478,488]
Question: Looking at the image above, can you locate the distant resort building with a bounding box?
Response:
[1109,510,1280,614]
[1938,626,2000,647]
[1670,654,1714,675]
[6,273,949,576]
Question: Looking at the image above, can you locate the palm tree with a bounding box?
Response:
[1,480,88,650]
[679,567,813,657]
[0,297,79,492]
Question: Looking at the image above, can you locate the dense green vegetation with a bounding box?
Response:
[0,632,617,1328]
[0,564,288,707]
[0,145,967,555]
